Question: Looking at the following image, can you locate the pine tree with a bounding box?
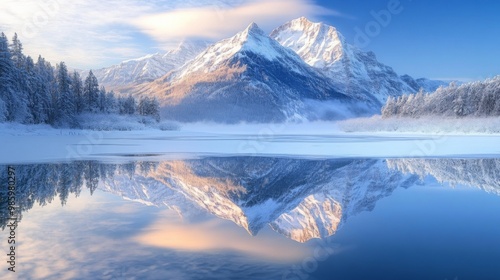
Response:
[105,91,117,113]
[35,56,54,124]
[478,83,496,116]
[382,96,396,118]
[71,71,84,114]
[56,62,76,126]
[452,94,467,117]
[0,32,29,122]
[24,56,41,123]
[98,86,106,112]
[10,33,25,69]
[122,95,136,115]
[83,70,99,112]
[137,96,161,122]
[150,97,161,122]
[0,33,12,121]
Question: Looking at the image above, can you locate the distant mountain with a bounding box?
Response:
[133,23,364,123]
[91,40,208,91]
[271,17,447,105]
[400,75,449,93]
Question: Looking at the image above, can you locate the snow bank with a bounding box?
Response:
[338,115,500,134]
[76,114,180,131]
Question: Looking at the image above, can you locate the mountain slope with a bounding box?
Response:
[270,17,446,105]
[91,40,208,91]
[133,23,366,123]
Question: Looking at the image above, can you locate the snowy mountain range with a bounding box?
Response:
[90,40,208,91]
[88,17,449,122]
[132,23,364,122]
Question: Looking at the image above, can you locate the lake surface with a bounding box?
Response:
[2,155,500,279]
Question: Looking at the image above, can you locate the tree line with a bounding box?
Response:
[382,76,500,118]
[0,32,160,127]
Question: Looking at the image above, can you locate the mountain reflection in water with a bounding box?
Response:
[2,157,500,243]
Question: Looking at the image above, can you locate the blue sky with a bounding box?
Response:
[315,0,500,81]
[1,0,498,81]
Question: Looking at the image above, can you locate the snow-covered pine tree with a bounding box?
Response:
[123,95,136,115]
[9,33,25,69]
[382,96,397,118]
[83,70,100,112]
[137,96,161,121]
[56,62,76,126]
[98,86,106,112]
[452,93,467,117]
[71,71,84,114]
[9,33,31,123]
[105,91,117,113]
[35,55,54,124]
[0,33,11,122]
[24,56,40,123]
[478,80,497,116]
[150,97,161,122]
[0,32,29,123]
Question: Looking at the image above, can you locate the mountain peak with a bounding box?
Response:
[270,17,346,68]
[243,22,265,37]
[291,16,317,27]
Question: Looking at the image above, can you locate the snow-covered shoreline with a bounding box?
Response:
[2,121,500,164]
[338,115,500,134]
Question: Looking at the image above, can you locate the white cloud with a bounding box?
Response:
[0,0,343,69]
[1,0,157,68]
[132,0,341,42]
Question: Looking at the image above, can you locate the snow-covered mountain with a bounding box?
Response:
[400,75,449,93]
[270,17,446,105]
[82,17,449,123]
[91,40,208,91]
[132,22,371,123]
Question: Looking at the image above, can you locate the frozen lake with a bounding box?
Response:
[1,125,500,164]
[1,156,500,279]
[2,125,500,279]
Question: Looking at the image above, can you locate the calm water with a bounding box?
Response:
[2,157,500,280]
